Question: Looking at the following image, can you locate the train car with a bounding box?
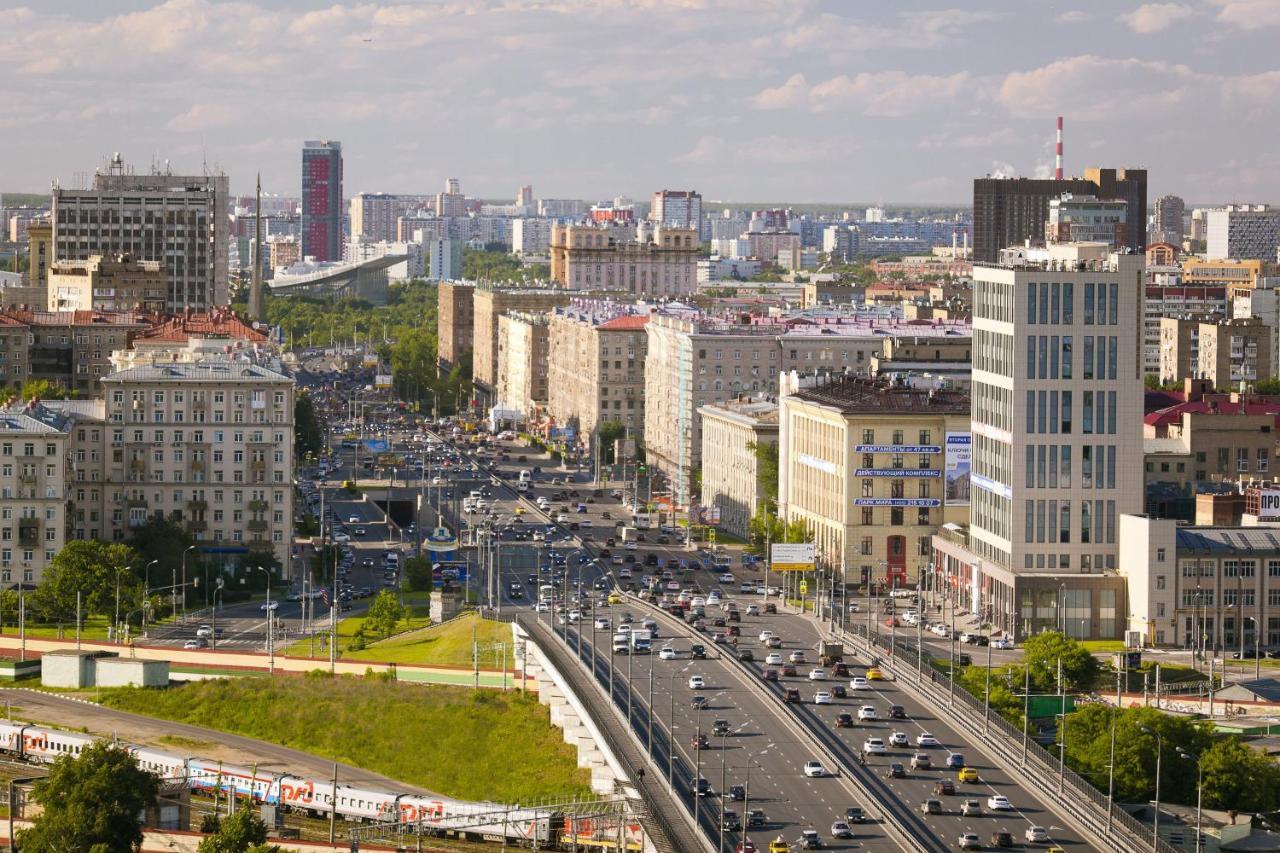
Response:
[329,784,399,822]
[23,726,94,763]
[187,758,281,804]
[395,795,558,846]
[0,721,27,756]
[131,747,189,783]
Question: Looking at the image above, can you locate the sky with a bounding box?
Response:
[1,0,1277,204]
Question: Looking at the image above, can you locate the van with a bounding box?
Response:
[385,552,399,565]
[469,490,483,501]
[518,470,532,484]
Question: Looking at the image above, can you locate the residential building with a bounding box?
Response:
[1144,285,1226,375]
[1146,242,1179,268]
[267,237,301,274]
[350,193,430,243]
[971,168,1147,262]
[546,308,650,445]
[398,216,447,243]
[495,312,550,421]
[26,222,51,292]
[512,218,554,256]
[471,286,572,404]
[1152,194,1185,246]
[1207,205,1280,262]
[516,185,534,208]
[435,178,467,218]
[1195,317,1272,388]
[1159,316,1216,386]
[436,281,475,374]
[101,353,295,571]
[930,243,1146,640]
[8,310,151,397]
[301,140,343,262]
[697,257,763,284]
[822,225,858,263]
[426,239,463,282]
[1144,384,1280,491]
[0,316,30,389]
[780,374,970,587]
[643,312,972,505]
[1233,278,1280,377]
[650,190,704,240]
[699,398,778,539]
[0,400,71,584]
[47,254,166,312]
[1044,195,1127,247]
[52,154,229,310]
[549,224,697,296]
[1183,258,1263,289]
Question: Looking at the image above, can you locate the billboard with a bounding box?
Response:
[693,505,721,525]
[771,543,815,572]
[945,432,972,507]
[1260,490,1280,519]
[362,438,389,453]
[375,373,394,388]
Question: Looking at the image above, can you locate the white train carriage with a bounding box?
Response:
[131,747,189,783]
[396,795,557,844]
[329,785,399,822]
[187,758,281,803]
[0,721,28,755]
[19,725,94,763]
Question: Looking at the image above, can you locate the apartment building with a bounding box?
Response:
[699,398,778,539]
[1144,285,1226,375]
[470,285,572,405]
[436,281,475,374]
[780,375,969,588]
[512,218,554,256]
[100,355,295,571]
[1233,278,1280,377]
[4,311,151,397]
[1206,205,1280,261]
[1044,195,1127,248]
[495,312,550,421]
[643,311,972,505]
[26,222,51,292]
[47,254,167,312]
[930,243,1145,641]
[1144,386,1280,492]
[350,193,431,243]
[545,308,650,443]
[0,401,71,584]
[1196,317,1272,388]
[549,224,697,296]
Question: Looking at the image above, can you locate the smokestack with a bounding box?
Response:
[1055,116,1064,180]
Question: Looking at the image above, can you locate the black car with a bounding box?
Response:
[783,688,801,703]
[835,713,854,728]
[695,778,712,796]
[888,704,906,719]
[729,785,746,802]
[720,810,741,831]
[845,807,864,824]
[747,809,768,828]
[692,696,710,710]
[508,586,524,599]
[737,648,755,662]
[831,685,848,699]
[713,719,731,736]
[990,830,1013,848]
[886,762,905,779]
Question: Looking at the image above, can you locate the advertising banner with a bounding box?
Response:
[362,438,389,453]
[945,432,972,507]
[1260,490,1280,519]
[771,543,815,572]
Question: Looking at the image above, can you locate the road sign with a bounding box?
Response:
[771,543,815,572]
[799,580,808,595]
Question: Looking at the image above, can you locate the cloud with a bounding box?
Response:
[1119,3,1195,33]
[998,55,1205,119]
[675,135,722,163]
[166,103,236,132]
[1209,0,1280,29]
[1054,10,1092,23]
[750,73,808,109]
[806,71,973,117]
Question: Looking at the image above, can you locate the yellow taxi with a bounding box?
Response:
[957,767,980,783]
[514,506,525,516]
[866,667,885,681]
[768,839,791,853]
[607,592,623,605]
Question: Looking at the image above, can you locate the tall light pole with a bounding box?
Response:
[180,545,198,620]
[1245,615,1261,682]
[114,564,132,639]
[1177,747,1203,853]
[140,559,159,629]
[1139,725,1163,850]
[255,565,274,674]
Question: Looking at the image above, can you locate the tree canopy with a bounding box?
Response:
[364,589,406,639]
[294,391,325,459]
[18,741,159,853]
[197,808,280,853]
[31,540,141,622]
[1021,630,1100,693]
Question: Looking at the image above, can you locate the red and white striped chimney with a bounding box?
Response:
[1055,116,1064,180]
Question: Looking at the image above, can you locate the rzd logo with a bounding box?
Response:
[280,780,314,803]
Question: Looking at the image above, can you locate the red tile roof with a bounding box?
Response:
[137,310,267,344]
[1145,398,1280,428]
[597,315,651,331]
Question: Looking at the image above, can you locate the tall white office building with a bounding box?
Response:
[931,242,1145,641]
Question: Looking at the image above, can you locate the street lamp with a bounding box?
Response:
[254,565,275,674]
[140,559,159,629]
[180,545,198,622]
[1177,747,1204,853]
[1244,615,1261,682]
[114,564,132,640]
[1138,725,1163,850]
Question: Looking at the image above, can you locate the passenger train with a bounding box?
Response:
[0,721,641,849]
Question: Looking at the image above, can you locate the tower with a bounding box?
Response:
[1055,116,1064,181]
[249,173,266,322]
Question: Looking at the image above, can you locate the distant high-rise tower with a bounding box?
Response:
[1152,194,1186,245]
[301,140,343,262]
[516,185,534,207]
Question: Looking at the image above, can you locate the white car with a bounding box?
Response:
[718,573,735,584]
[348,515,360,523]
[857,705,878,721]
[789,650,806,664]
[987,795,1012,811]
[808,667,827,681]
[813,691,833,705]
[625,542,638,551]
[889,731,909,747]
[746,604,760,616]
[260,600,279,611]
[688,676,706,690]
[618,568,632,579]
[611,556,624,565]
[862,737,886,755]
[534,602,550,612]
[957,833,981,850]
[332,532,351,543]
[556,514,569,523]
[803,760,827,778]
[691,596,706,608]
[993,636,1016,650]
[594,617,611,630]
[183,638,206,650]
[659,646,677,660]
[758,630,775,643]
[916,732,940,748]
[765,652,784,666]
[195,625,213,639]
[579,519,593,527]
[1025,826,1049,843]
[850,677,869,690]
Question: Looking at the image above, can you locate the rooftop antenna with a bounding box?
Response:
[1055,116,1064,180]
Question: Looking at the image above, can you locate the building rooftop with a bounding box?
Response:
[102,359,290,384]
[1144,397,1280,428]
[136,308,268,344]
[1174,526,1280,554]
[789,375,970,415]
[698,397,780,426]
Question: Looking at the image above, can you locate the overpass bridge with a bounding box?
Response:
[269,254,406,303]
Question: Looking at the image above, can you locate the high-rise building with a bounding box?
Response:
[470,285,572,405]
[52,154,229,309]
[1152,194,1185,244]
[549,224,697,296]
[301,140,343,262]
[930,242,1145,640]
[1044,195,1127,247]
[972,168,1147,262]
[436,179,467,218]
[546,308,650,444]
[512,218,554,256]
[516,185,534,208]
[1206,205,1280,261]
[426,238,463,281]
[0,401,71,584]
[47,254,167,312]
[436,281,475,374]
[350,193,431,243]
[650,190,703,234]
[495,312,550,421]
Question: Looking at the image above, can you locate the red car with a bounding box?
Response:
[736,843,757,853]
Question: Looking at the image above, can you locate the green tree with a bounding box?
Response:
[197,807,281,853]
[597,420,627,464]
[128,517,195,580]
[365,589,406,639]
[31,540,141,622]
[749,440,780,509]
[1061,705,1210,806]
[745,512,812,555]
[403,555,433,592]
[1021,630,1100,692]
[1200,736,1280,811]
[1254,377,1280,396]
[18,378,75,401]
[1144,373,1163,390]
[17,741,159,853]
[294,391,325,459]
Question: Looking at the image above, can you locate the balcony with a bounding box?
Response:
[17,473,36,484]
[190,460,205,472]
[250,460,266,473]
[188,519,207,533]
[128,459,146,473]
[247,499,268,513]
[187,499,208,511]
[17,521,39,547]
[125,497,148,509]
[247,518,269,533]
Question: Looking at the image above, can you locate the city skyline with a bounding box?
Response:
[0,0,1276,203]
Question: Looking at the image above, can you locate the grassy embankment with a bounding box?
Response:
[100,675,591,802]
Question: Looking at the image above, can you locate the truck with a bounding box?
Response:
[621,527,641,542]
[612,632,631,655]
[819,641,845,667]
[630,629,653,654]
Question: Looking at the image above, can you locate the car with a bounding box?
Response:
[765,636,783,649]
[781,663,798,677]
[758,630,775,643]
[862,737,886,755]
[834,711,855,728]
[845,806,865,824]
[992,636,1015,650]
[830,820,852,839]
[766,651,784,666]
[957,767,980,783]
[659,646,677,660]
[695,777,712,797]
[1025,826,1049,843]
[990,830,1013,848]
[729,784,746,801]
[738,648,755,662]
[849,677,869,690]
[987,795,1012,811]
[866,667,885,680]
[885,761,906,779]
[857,705,878,721]
[607,592,623,604]
[783,687,802,703]
[353,527,367,537]
[916,732,940,747]
[688,675,706,690]
[813,691,832,705]
[921,799,942,815]
[946,752,966,769]
[692,695,710,710]
[183,638,207,649]
[713,719,731,736]
[195,624,214,639]
[594,617,611,630]
[764,668,779,682]
[889,731,909,747]
[888,704,906,719]
[934,780,956,796]
[768,839,790,853]
[957,832,981,850]
[911,752,932,770]
[721,810,741,831]
[348,515,360,524]
[830,685,847,699]
[747,809,768,828]
[808,667,826,681]
[746,604,760,616]
[260,600,279,611]
[692,734,709,750]
[960,799,982,817]
[690,644,707,659]
[797,830,822,850]
[789,650,807,664]
[803,760,826,778]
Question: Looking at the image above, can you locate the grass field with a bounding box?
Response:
[282,591,432,659]
[345,612,513,668]
[100,676,591,803]
[1082,640,1126,653]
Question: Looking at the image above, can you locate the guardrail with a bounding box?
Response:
[840,620,1179,853]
